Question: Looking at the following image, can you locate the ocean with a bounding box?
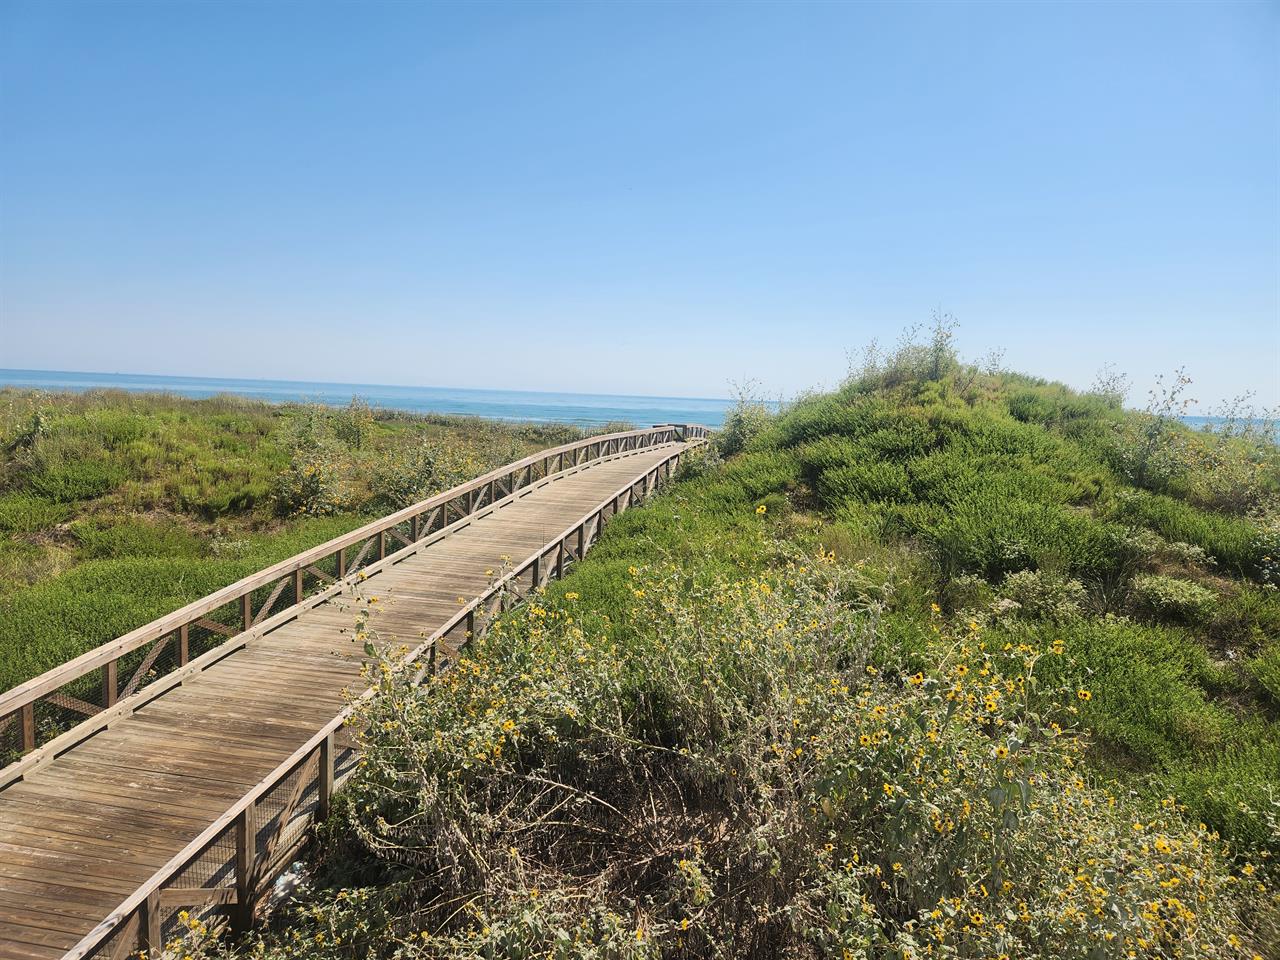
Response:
[2,370,1269,435]
[0,369,736,429]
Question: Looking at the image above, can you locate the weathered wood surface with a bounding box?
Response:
[0,439,697,959]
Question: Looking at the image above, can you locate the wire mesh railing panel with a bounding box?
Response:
[312,550,340,586]
[34,695,99,751]
[245,575,293,629]
[115,632,181,700]
[160,822,239,948]
[335,743,359,783]
[387,518,415,552]
[0,712,22,767]
[254,753,318,860]
[185,614,233,663]
[168,821,238,893]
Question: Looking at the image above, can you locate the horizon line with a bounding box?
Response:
[0,367,734,406]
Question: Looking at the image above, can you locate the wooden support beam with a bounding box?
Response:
[158,886,236,907]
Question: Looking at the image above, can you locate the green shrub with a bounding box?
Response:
[272,449,348,517]
[74,519,204,560]
[1022,618,1232,769]
[791,435,864,477]
[911,490,1138,584]
[816,459,911,505]
[1211,584,1280,650]
[1130,574,1218,625]
[1248,642,1280,707]
[769,396,895,448]
[717,450,802,503]
[940,572,994,613]
[26,459,122,502]
[0,493,70,533]
[997,569,1087,621]
[1110,491,1264,578]
[368,438,468,512]
[715,386,775,457]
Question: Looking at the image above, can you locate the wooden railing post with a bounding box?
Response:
[293,568,304,605]
[555,540,564,579]
[139,889,161,954]
[178,624,190,666]
[241,594,253,632]
[20,704,34,752]
[235,802,257,932]
[103,660,117,709]
[531,555,541,591]
[318,733,335,822]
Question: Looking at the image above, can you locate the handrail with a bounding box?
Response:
[60,435,703,959]
[0,423,709,775]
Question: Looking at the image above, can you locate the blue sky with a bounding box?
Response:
[1,0,1276,408]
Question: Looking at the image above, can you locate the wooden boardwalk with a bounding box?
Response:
[0,429,703,959]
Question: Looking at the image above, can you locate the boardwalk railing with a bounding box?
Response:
[0,423,709,787]
[61,433,703,960]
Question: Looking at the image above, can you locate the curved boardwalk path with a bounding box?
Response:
[0,427,703,959]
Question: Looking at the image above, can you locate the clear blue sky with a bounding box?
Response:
[2,0,1276,408]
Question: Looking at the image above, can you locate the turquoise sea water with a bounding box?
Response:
[0,369,736,429]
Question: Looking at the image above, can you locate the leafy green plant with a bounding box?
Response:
[0,493,70,533]
[715,380,775,457]
[1130,574,1218,625]
[996,569,1087,621]
[369,438,467,511]
[1248,642,1280,708]
[1108,369,1197,493]
[272,449,348,517]
[26,459,123,503]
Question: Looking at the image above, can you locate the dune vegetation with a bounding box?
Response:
[0,389,594,690]
[158,324,1279,959]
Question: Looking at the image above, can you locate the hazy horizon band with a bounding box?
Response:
[0,368,739,429]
